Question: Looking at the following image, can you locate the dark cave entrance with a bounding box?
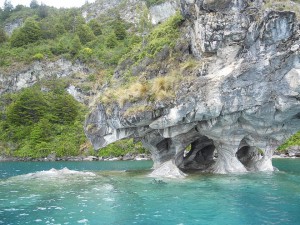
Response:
[175,136,216,172]
[236,139,262,170]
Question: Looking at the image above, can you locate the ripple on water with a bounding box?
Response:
[0,161,300,225]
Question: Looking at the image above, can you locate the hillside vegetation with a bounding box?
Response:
[0,0,154,158]
[0,0,299,158]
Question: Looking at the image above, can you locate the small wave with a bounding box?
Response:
[16,168,96,179]
[77,219,89,224]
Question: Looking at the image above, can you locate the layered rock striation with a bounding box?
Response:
[85,0,300,177]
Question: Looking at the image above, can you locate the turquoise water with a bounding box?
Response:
[0,159,299,225]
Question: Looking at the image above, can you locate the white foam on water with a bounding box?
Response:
[37,207,47,211]
[4,208,20,212]
[77,219,89,224]
[12,168,96,180]
[103,197,115,202]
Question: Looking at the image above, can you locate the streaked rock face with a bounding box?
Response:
[0,59,92,103]
[85,0,300,177]
[150,1,179,25]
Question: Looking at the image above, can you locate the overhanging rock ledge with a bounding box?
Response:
[85,0,300,177]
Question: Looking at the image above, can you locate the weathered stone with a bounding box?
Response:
[150,1,179,25]
[82,0,180,25]
[287,146,300,157]
[85,0,300,177]
[0,59,92,102]
[4,18,23,36]
[149,160,187,178]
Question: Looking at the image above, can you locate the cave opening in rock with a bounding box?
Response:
[236,145,251,167]
[177,136,216,172]
[236,140,262,171]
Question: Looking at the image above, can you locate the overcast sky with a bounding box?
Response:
[0,0,96,9]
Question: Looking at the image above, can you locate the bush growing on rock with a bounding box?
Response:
[0,84,86,158]
[76,24,96,44]
[32,53,44,60]
[0,27,7,44]
[10,18,42,47]
[88,19,102,36]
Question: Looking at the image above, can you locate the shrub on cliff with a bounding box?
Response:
[113,18,127,40]
[0,27,7,44]
[120,11,184,64]
[76,24,96,44]
[6,88,48,126]
[88,19,102,36]
[10,18,42,47]
[278,131,300,151]
[0,84,85,158]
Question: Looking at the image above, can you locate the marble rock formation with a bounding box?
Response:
[85,0,300,177]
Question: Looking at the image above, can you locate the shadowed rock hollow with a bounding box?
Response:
[85,0,300,177]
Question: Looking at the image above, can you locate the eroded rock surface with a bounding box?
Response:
[0,59,92,103]
[82,0,180,25]
[85,0,300,177]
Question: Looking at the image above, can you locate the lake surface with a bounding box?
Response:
[0,159,299,225]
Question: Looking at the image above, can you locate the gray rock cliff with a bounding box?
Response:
[0,59,92,103]
[82,0,180,25]
[85,0,300,177]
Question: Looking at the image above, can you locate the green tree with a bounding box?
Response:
[10,18,42,47]
[0,27,7,44]
[88,19,102,36]
[40,17,62,39]
[106,32,118,48]
[2,0,13,20]
[29,0,39,9]
[0,8,3,22]
[51,34,81,55]
[61,9,85,32]
[48,92,79,124]
[6,88,47,126]
[76,24,95,44]
[3,0,13,12]
[38,3,48,18]
[70,34,82,55]
[30,118,53,143]
[14,4,24,12]
[113,18,127,40]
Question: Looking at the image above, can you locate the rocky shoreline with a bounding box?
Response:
[1,152,299,162]
[0,153,152,162]
[273,146,300,158]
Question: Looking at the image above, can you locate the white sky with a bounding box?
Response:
[0,0,96,9]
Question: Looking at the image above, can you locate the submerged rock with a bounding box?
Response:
[85,0,300,177]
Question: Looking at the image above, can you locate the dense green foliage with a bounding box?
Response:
[10,17,42,47]
[120,11,184,65]
[0,83,148,158]
[97,139,147,157]
[0,1,156,158]
[0,3,139,71]
[0,83,87,158]
[277,131,300,151]
[0,26,7,43]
